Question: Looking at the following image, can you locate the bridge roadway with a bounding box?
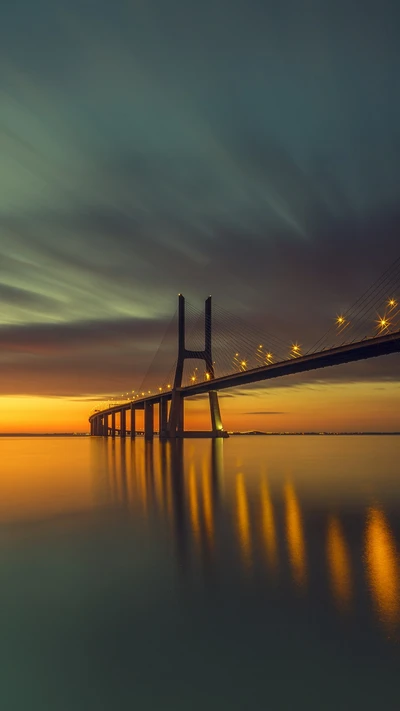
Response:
[91,329,400,422]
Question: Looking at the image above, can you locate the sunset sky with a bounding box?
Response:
[1,0,399,432]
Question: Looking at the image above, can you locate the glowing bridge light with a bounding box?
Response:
[388,298,397,309]
[336,315,345,326]
[376,314,390,331]
[205,372,211,380]
[191,375,196,382]
[266,352,273,362]
[167,384,171,389]
[291,344,301,356]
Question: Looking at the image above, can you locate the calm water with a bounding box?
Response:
[1,435,400,709]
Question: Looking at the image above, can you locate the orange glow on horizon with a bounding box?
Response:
[0,379,400,435]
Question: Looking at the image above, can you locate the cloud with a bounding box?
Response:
[0,0,399,400]
[244,411,287,415]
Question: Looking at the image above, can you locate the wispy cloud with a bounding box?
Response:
[244,411,287,415]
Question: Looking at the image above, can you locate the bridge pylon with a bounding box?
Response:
[165,294,228,439]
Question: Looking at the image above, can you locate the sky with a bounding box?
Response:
[0,0,400,432]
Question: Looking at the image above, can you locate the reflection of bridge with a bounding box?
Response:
[89,259,400,437]
[94,437,400,632]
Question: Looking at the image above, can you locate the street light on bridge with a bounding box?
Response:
[376,314,390,332]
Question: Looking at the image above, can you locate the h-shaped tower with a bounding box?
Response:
[165,294,227,438]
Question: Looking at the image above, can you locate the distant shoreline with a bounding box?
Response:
[1,432,400,437]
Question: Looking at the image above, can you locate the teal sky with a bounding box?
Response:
[0,0,399,396]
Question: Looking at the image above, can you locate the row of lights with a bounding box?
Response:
[190,366,212,383]
[96,297,398,411]
[234,344,299,371]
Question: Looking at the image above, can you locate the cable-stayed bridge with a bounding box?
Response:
[89,257,400,438]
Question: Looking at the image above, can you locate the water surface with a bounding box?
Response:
[0,435,399,709]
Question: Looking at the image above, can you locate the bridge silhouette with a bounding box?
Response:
[89,257,400,438]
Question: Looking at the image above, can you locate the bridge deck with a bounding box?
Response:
[89,330,400,421]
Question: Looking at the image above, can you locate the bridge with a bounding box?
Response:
[89,257,400,438]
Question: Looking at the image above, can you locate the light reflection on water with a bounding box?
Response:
[0,435,400,709]
[260,478,278,574]
[285,481,307,590]
[327,515,353,611]
[365,507,400,633]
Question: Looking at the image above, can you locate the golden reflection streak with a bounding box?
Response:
[152,444,163,510]
[188,462,201,547]
[326,516,352,611]
[135,445,147,511]
[125,442,133,506]
[236,473,252,568]
[164,444,173,523]
[285,482,306,589]
[260,479,278,574]
[202,463,214,548]
[365,507,400,632]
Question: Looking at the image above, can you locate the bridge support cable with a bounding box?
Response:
[210,304,289,374]
[136,306,178,399]
[307,255,400,355]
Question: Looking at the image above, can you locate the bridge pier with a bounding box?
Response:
[167,391,184,438]
[144,401,154,439]
[102,413,108,436]
[130,404,136,439]
[209,391,223,434]
[120,409,126,438]
[111,412,116,437]
[159,398,168,437]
